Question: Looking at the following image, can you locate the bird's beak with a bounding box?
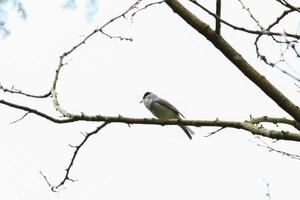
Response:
[139,100,143,103]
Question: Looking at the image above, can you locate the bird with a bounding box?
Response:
[140,92,193,139]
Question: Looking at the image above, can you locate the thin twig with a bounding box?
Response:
[39,171,53,188]
[251,136,300,160]
[265,8,299,31]
[253,7,300,73]
[237,0,264,30]
[274,0,300,13]
[188,0,300,39]
[0,83,51,98]
[43,122,109,192]
[50,0,143,118]
[263,178,271,200]
[257,143,300,160]
[0,99,77,123]
[10,112,30,124]
[131,0,165,18]
[204,127,225,137]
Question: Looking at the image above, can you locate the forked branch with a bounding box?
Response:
[165,0,300,122]
[40,122,109,192]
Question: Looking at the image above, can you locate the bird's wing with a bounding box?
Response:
[158,98,185,118]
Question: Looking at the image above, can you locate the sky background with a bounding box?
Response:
[0,0,300,199]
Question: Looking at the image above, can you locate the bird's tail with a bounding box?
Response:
[179,125,194,140]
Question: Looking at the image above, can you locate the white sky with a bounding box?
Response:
[0,0,300,200]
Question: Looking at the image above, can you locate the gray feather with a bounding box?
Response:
[179,125,193,140]
[157,98,185,118]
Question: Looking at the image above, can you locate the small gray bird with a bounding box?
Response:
[140,92,193,139]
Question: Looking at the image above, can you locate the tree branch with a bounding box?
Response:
[188,0,300,39]
[0,99,77,123]
[10,111,30,124]
[0,83,51,98]
[164,0,300,122]
[252,136,300,160]
[49,0,143,118]
[131,0,165,18]
[237,0,264,30]
[263,178,271,200]
[253,7,300,72]
[274,0,300,13]
[247,116,300,130]
[1,0,299,193]
[1,98,300,141]
[45,122,109,192]
[215,0,221,34]
[204,127,225,137]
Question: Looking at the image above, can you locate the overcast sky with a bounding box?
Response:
[0,0,300,200]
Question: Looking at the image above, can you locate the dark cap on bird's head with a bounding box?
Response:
[140,92,152,103]
[143,92,152,99]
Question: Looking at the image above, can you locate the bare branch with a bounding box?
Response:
[274,0,300,13]
[99,30,133,41]
[1,0,299,194]
[10,112,30,124]
[48,122,109,191]
[165,0,300,122]
[237,0,264,30]
[291,43,300,57]
[39,171,53,189]
[259,143,300,160]
[191,0,300,76]
[1,98,300,141]
[50,0,143,118]
[215,0,221,34]
[254,46,300,81]
[190,0,300,74]
[0,99,77,123]
[274,65,300,82]
[0,83,51,98]
[266,8,299,31]
[204,127,225,137]
[247,116,300,131]
[188,0,300,39]
[254,7,300,73]
[1,0,300,144]
[263,178,271,200]
[252,136,300,160]
[131,0,165,18]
